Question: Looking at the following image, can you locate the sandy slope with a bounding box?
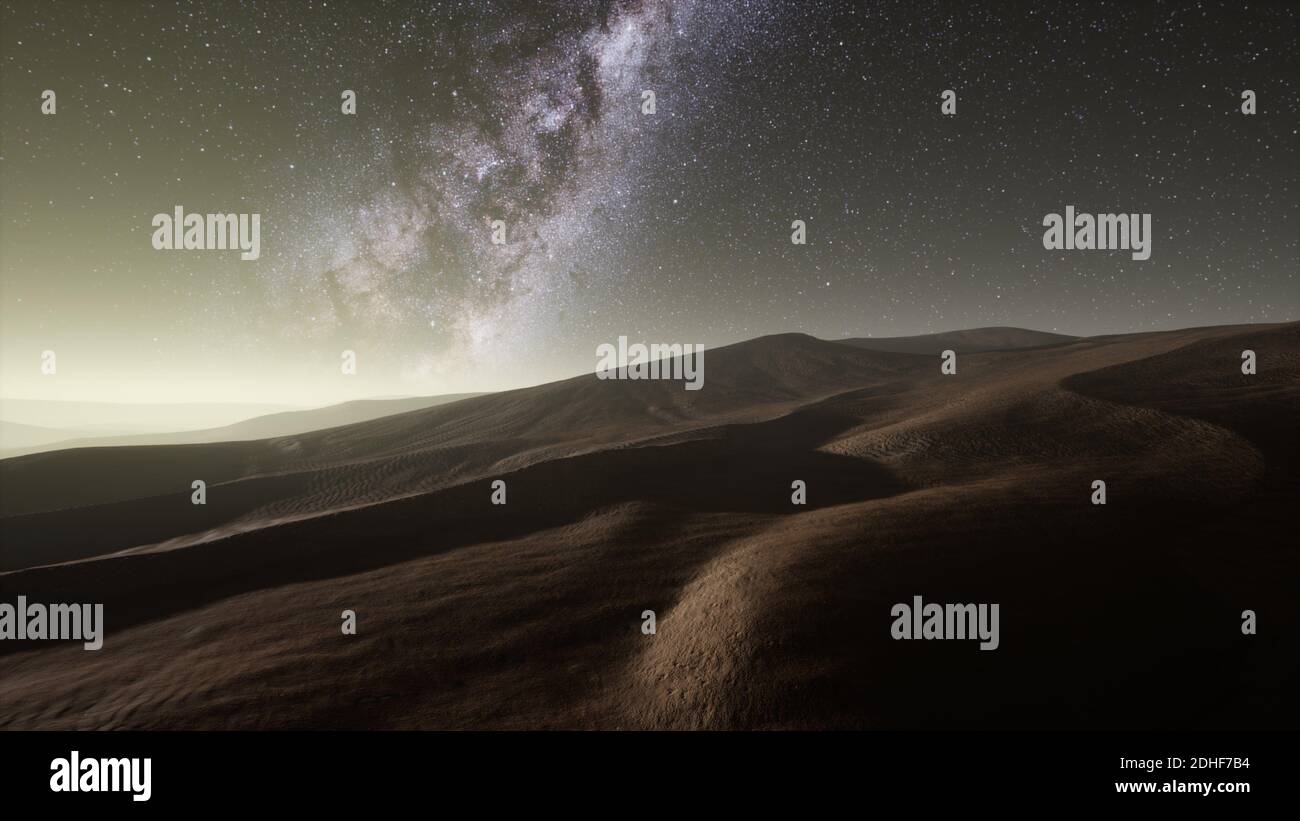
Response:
[1,323,1296,729]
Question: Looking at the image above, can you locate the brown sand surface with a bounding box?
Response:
[1,323,1296,729]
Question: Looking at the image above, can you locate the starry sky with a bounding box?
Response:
[1,0,1296,406]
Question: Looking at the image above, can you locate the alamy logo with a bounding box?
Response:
[151,206,261,260]
[0,596,104,650]
[890,595,1000,650]
[1042,205,1151,260]
[50,751,151,802]
[596,336,704,391]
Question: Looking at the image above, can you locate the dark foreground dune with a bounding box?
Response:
[1,322,1297,729]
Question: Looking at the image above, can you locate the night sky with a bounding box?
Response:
[1,0,1296,405]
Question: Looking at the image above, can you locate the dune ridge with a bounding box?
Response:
[1,322,1296,729]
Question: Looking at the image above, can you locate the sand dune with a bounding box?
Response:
[0,323,1296,729]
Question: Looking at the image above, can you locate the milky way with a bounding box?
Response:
[1,0,1295,402]
[263,0,765,389]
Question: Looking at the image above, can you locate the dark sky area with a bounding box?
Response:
[1,0,1295,403]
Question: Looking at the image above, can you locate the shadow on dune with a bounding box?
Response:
[2,323,1297,730]
[0,403,907,651]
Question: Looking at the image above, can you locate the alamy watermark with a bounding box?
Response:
[1042,206,1151,261]
[151,206,261,260]
[891,595,999,650]
[0,595,104,650]
[596,336,704,391]
[50,751,150,802]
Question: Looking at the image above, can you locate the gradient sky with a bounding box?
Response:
[1,0,1296,406]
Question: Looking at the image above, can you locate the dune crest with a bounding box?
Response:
[1,322,1296,730]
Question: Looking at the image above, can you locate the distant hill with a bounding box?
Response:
[0,393,483,458]
[0,398,299,431]
[0,420,161,452]
[836,326,1077,355]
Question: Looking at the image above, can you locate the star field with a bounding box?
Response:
[1,0,1295,403]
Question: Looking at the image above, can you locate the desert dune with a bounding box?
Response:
[0,322,1296,729]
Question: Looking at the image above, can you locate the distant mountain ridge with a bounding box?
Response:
[836,326,1077,355]
[0,393,484,457]
[0,398,299,429]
